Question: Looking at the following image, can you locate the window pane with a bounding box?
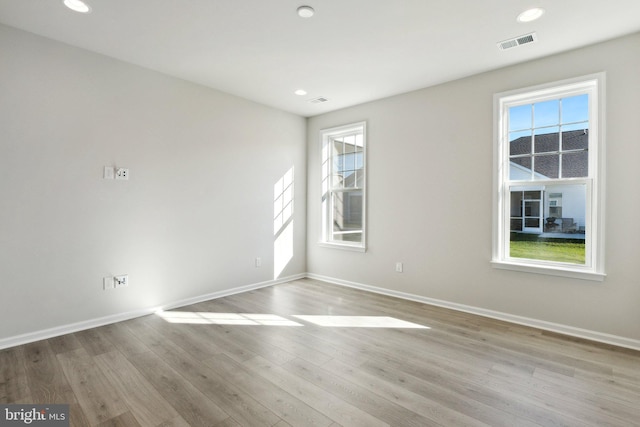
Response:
[534,99,559,128]
[355,133,364,147]
[331,231,362,243]
[510,157,531,180]
[333,140,343,172]
[509,184,586,264]
[561,94,589,124]
[509,104,531,131]
[342,170,357,188]
[534,127,559,153]
[355,146,364,168]
[343,134,356,148]
[510,235,585,264]
[331,173,343,188]
[509,131,532,155]
[333,157,342,174]
[332,190,363,243]
[534,154,559,179]
[562,152,589,178]
[343,152,355,171]
[562,128,589,151]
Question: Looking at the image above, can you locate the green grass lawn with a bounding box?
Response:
[510,240,585,264]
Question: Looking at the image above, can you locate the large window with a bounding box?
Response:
[493,75,605,280]
[320,122,366,250]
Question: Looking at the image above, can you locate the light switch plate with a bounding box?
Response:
[104,166,115,179]
[395,262,403,273]
[103,276,114,290]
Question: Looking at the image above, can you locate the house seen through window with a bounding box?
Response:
[509,94,588,263]
[493,75,605,280]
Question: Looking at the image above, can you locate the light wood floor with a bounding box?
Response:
[1,278,639,426]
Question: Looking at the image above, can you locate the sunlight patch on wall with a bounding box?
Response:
[274,166,294,279]
[274,221,294,279]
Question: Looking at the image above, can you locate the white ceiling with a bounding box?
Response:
[1,1,639,117]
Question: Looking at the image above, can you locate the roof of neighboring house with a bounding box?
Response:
[510,129,588,178]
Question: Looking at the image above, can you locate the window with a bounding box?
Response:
[320,122,366,250]
[492,74,605,280]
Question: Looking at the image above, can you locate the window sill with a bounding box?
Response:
[318,242,366,252]
[491,260,605,282]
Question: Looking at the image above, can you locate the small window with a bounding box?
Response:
[320,122,367,250]
[492,75,605,280]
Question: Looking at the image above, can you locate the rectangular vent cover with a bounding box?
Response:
[309,97,329,104]
[498,32,537,50]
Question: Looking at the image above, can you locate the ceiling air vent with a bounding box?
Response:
[309,96,329,104]
[497,32,537,50]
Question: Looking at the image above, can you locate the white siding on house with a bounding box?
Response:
[545,184,586,229]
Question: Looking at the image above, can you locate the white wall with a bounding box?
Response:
[2,22,638,348]
[0,24,307,342]
[307,32,640,343]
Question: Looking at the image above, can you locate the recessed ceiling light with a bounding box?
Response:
[63,0,91,13]
[517,7,544,23]
[297,6,315,18]
[294,89,308,96]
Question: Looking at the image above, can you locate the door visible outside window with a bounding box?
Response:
[510,190,543,233]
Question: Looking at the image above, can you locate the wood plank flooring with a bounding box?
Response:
[1,278,639,426]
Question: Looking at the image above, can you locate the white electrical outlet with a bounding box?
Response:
[255,257,262,268]
[114,274,129,288]
[115,168,129,180]
[395,262,403,273]
[103,276,115,290]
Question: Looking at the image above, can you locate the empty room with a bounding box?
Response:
[1,1,639,426]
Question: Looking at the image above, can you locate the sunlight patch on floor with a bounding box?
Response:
[155,311,430,329]
[292,315,430,329]
[155,311,304,326]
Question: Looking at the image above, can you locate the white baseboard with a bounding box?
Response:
[306,273,640,352]
[0,273,305,350]
[3,272,637,352]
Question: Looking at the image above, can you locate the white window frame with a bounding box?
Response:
[319,121,367,251]
[492,74,606,281]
